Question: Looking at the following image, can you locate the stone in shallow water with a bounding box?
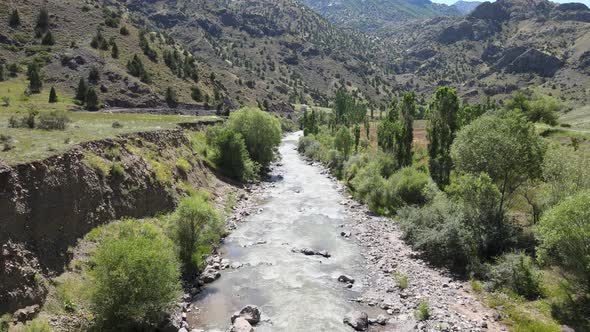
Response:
[231,305,261,325]
[230,317,253,332]
[343,311,369,331]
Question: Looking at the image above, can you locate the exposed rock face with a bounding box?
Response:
[469,1,509,21]
[504,48,563,77]
[0,129,220,314]
[552,3,590,22]
[343,311,369,331]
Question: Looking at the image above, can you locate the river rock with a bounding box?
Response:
[200,268,220,283]
[343,311,369,331]
[230,317,254,332]
[295,247,331,258]
[231,305,261,325]
[338,275,355,284]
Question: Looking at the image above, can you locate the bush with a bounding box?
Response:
[37,111,70,130]
[89,220,181,330]
[386,167,433,208]
[536,190,590,292]
[24,319,51,332]
[172,195,223,275]
[111,121,123,128]
[298,136,321,160]
[208,126,259,182]
[398,193,479,274]
[486,251,543,300]
[175,158,192,174]
[227,108,282,167]
[350,162,388,213]
[415,301,430,321]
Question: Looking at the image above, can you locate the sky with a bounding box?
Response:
[431,0,590,6]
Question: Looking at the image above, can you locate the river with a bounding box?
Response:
[188,131,373,331]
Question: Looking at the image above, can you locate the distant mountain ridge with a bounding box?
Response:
[452,0,483,14]
[298,0,462,32]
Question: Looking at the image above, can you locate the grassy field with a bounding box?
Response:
[0,78,219,165]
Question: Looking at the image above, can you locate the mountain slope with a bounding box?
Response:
[380,0,590,106]
[0,0,222,109]
[452,1,483,14]
[299,0,461,32]
[109,0,399,108]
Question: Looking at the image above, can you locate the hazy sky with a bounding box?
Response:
[431,0,590,6]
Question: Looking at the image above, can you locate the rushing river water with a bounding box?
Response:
[189,131,372,331]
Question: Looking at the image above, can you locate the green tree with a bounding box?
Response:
[86,87,99,111]
[173,195,223,275]
[165,87,177,108]
[398,92,415,167]
[28,64,42,94]
[48,87,57,103]
[111,42,119,59]
[334,126,353,158]
[353,125,361,152]
[88,66,100,82]
[191,87,203,102]
[209,127,259,181]
[451,111,546,215]
[536,190,590,292]
[36,8,49,34]
[41,31,55,45]
[127,54,150,83]
[427,86,459,188]
[9,9,21,27]
[120,26,130,35]
[506,92,559,126]
[89,221,181,330]
[75,78,87,102]
[227,108,282,167]
[0,64,5,82]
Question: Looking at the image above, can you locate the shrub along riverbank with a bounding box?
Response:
[1,107,285,332]
[298,87,590,331]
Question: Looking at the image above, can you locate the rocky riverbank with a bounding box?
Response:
[187,137,507,332]
[315,161,507,332]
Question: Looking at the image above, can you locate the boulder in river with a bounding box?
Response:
[231,305,261,325]
[295,247,331,258]
[338,275,355,284]
[230,317,254,332]
[200,268,221,283]
[343,311,369,331]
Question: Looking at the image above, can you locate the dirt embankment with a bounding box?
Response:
[0,128,230,314]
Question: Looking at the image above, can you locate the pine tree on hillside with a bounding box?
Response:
[48,87,58,103]
[36,8,50,34]
[111,42,119,59]
[41,31,55,45]
[166,87,178,108]
[75,78,88,102]
[0,65,5,82]
[28,65,42,94]
[9,9,21,27]
[86,87,99,111]
[88,66,100,83]
[127,54,150,83]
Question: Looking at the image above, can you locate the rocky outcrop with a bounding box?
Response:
[504,49,563,77]
[0,128,221,314]
[552,3,590,22]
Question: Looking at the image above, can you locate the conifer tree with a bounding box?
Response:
[36,8,49,34]
[75,78,88,102]
[9,9,21,27]
[41,31,55,45]
[166,87,177,108]
[28,64,42,93]
[397,92,415,167]
[111,42,119,59]
[48,87,58,103]
[86,87,99,111]
[0,64,5,82]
